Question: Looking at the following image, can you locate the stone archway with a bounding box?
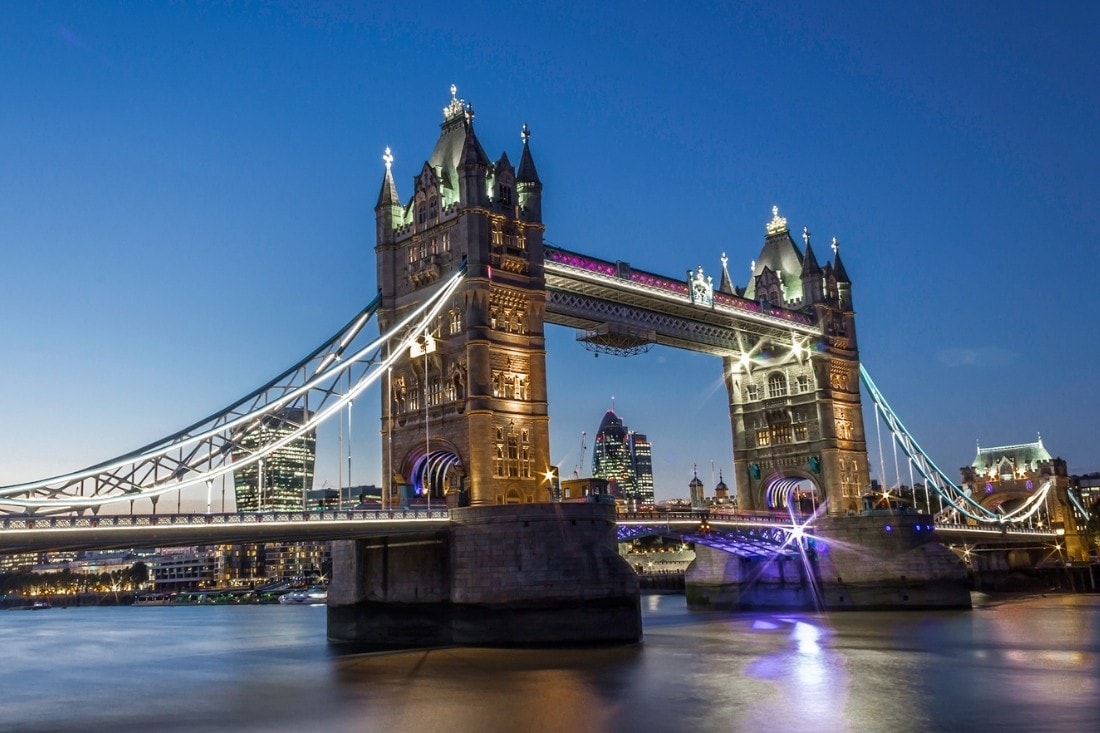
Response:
[408,444,464,506]
[763,474,822,516]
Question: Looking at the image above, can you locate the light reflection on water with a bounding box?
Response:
[1,593,1098,732]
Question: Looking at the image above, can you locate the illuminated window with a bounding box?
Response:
[756,429,770,447]
[449,308,462,335]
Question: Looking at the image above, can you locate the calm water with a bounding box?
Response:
[2,593,1099,732]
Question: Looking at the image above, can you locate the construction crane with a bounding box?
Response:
[572,431,587,478]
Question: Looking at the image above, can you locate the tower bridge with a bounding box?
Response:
[1,86,1093,648]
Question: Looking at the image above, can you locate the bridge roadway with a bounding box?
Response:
[0,508,1058,555]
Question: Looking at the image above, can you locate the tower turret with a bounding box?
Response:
[458,114,490,208]
[374,146,403,246]
[800,227,824,306]
[517,124,542,223]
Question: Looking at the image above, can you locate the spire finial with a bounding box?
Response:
[443,84,466,121]
[521,123,531,144]
[720,252,728,269]
[766,205,788,235]
[803,226,811,247]
[831,237,839,255]
[382,146,394,171]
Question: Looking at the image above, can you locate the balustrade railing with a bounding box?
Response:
[0,509,451,531]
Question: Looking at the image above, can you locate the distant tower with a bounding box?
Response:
[592,408,654,506]
[592,409,634,497]
[729,209,871,515]
[689,468,705,509]
[627,431,655,506]
[375,86,550,506]
[233,407,316,512]
[714,472,730,502]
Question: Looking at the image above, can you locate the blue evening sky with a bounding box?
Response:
[2,1,1098,507]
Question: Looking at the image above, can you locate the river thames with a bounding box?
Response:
[2,592,1098,732]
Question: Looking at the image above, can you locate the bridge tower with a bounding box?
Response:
[727,210,871,516]
[375,86,550,507]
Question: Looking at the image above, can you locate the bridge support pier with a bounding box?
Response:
[327,503,641,650]
[685,513,971,611]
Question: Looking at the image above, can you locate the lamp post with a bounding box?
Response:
[386,364,393,511]
[410,329,436,512]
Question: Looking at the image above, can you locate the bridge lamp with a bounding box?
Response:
[791,340,803,360]
[738,352,751,372]
[410,331,436,506]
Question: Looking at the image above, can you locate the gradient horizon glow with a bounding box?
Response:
[2,2,1098,510]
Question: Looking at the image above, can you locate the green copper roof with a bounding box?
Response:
[971,437,1052,470]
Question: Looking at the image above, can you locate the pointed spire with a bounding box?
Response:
[496,150,514,175]
[718,252,735,294]
[831,236,851,283]
[375,146,400,208]
[517,123,541,184]
[458,118,490,169]
[800,230,821,276]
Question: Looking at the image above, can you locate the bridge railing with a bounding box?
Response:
[0,509,452,531]
[617,509,810,526]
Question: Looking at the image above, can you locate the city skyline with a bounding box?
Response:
[2,3,1099,508]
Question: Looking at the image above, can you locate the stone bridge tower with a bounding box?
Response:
[375,87,550,507]
[727,209,871,516]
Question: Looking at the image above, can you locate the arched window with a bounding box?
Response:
[768,372,788,398]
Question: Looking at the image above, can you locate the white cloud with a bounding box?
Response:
[937,347,1018,368]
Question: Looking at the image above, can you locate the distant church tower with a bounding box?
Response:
[375,86,550,507]
[727,209,871,515]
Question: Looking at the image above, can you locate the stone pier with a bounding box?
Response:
[327,503,642,650]
[686,513,971,611]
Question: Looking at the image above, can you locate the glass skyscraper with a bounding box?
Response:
[232,407,316,512]
[591,409,655,506]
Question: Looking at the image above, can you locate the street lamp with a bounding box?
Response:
[410,329,436,512]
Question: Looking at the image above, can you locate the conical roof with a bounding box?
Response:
[744,206,805,301]
[517,124,541,184]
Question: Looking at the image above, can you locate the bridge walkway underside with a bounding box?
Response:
[543,248,819,357]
